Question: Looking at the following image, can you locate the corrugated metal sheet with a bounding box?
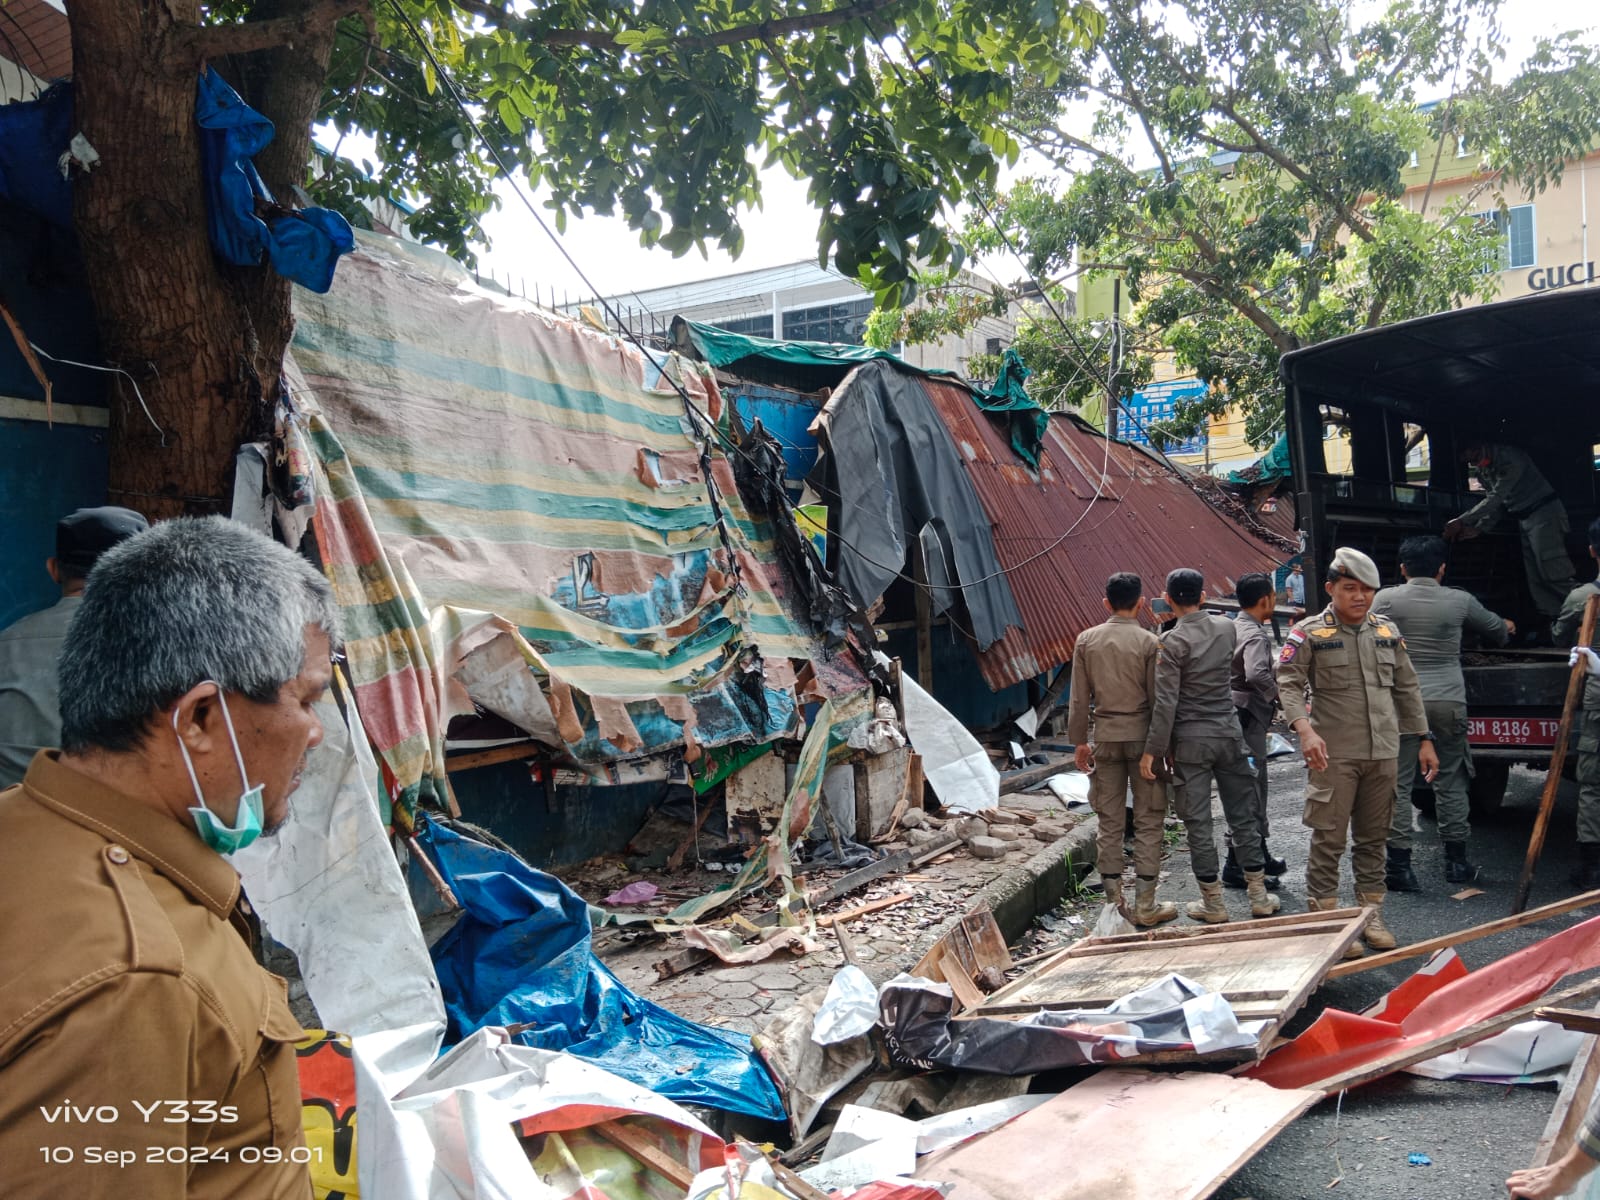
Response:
[920,377,1285,691]
[2,0,72,82]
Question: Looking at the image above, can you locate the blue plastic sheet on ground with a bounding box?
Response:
[418,818,787,1121]
[195,67,353,293]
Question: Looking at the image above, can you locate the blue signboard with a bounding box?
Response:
[1121,380,1208,455]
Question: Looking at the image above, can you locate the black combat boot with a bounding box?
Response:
[1262,841,1289,878]
[1574,843,1600,891]
[1386,845,1421,892]
[1443,840,1480,885]
[1220,846,1247,889]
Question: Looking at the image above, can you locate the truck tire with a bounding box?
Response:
[1469,761,1511,816]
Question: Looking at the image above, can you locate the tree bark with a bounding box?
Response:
[68,1,324,520]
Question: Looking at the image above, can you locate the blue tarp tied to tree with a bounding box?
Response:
[418,819,786,1121]
[0,82,74,226]
[195,67,353,293]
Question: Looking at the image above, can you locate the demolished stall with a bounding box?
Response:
[674,319,1288,731]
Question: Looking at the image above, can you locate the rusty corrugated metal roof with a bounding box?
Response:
[920,377,1286,691]
[2,0,72,82]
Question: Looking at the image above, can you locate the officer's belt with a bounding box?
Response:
[1507,492,1559,521]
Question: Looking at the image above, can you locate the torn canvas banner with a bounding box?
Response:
[880,972,1262,1075]
[284,233,825,814]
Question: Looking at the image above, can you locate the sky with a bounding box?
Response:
[469,1,1599,304]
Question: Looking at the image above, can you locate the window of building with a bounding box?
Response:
[782,297,875,345]
[1472,204,1536,271]
[1409,150,1419,168]
[985,336,1002,355]
[712,313,776,338]
[1456,133,1469,158]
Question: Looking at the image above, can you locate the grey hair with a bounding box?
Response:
[59,516,341,753]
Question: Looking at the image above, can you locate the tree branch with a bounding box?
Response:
[455,0,908,53]
[184,0,371,63]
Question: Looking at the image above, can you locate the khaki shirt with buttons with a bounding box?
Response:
[1066,614,1160,745]
[1275,605,1429,759]
[0,751,311,1200]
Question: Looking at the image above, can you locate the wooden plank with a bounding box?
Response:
[940,949,987,1012]
[1514,594,1599,912]
[818,892,913,927]
[806,849,912,907]
[920,1069,1319,1200]
[1326,888,1600,979]
[444,740,541,772]
[1303,978,1600,1095]
[998,758,1073,796]
[980,910,1366,1010]
[969,988,1290,1019]
[1533,1003,1600,1168]
[592,1120,696,1189]
[1534,1006,1600,1037]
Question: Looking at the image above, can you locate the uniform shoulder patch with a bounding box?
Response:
[1279,628,1306,663]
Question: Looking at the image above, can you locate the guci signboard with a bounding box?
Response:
[1528,262,1596,291]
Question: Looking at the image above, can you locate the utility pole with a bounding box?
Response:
[1105,277,1122,440]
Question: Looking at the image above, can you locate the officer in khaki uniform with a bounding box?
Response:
[1375,535,1511,890]
[1444,442,1576,622]
[1067,572,1178,927]
[1142,568,1279,924]
[0,517,335,1199]
[1277,547,1436,956]
[1556,517,1600,889]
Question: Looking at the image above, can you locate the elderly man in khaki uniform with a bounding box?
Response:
[1068,572,1178,927]
[0,517,336,1198]
[1278,547,1436,956]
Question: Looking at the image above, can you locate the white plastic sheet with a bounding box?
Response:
[1044,772,1091,806]
[897,671,999,814]
[1407,1019,1584,1082]
[233,689,445,1037]
[354,1025,721,1199]
[813,965,882,1045]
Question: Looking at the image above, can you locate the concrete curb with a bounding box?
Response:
[903,815,1101,967]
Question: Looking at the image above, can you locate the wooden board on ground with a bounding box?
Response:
[1533,1002,1600,1168]
[911,907,1014,1012]
[920,1069,1319,1200]
[965,908,1369,1064]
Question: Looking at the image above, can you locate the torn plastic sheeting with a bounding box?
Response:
[603,881,661,906]
[897,670,999,814]
[1247,911,1600,1091]
[813,965,881,1045]
[417,818,785,1120]
[1043,772,1091,807]
[1407,1019,1584,1082]
[681,922,822,965]
[354,1025,724,1200]
[880,972,1264,1075]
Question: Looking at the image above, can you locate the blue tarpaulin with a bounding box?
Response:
[195,67,353,293]
[418,819,787,1121]
[0,81,73,226]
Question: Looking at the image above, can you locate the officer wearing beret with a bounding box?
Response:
[1276,547,1437,957]
[0,506,149,786]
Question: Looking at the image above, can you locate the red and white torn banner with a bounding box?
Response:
[1248,911,1600,1091]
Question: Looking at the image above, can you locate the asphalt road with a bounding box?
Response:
[1150,753,1598,1200]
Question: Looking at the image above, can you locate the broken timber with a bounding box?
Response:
[966,907,1369,1065]
[1532,1001,1600,1168]
[920,1069,1320,1200]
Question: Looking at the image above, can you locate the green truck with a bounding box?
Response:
[1280,288,1600,813]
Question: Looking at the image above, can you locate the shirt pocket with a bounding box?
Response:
[1375,641,1398,687]
[257,973,308,1146]
[1312,646,1354,688]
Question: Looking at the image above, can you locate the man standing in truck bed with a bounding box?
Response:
[1444,442,1577,624]
[1277,547,1437,956]
[1375,535,1513,890]
[1557,517,1600,890]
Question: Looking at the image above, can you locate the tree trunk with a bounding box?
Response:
[68,2,328,521]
